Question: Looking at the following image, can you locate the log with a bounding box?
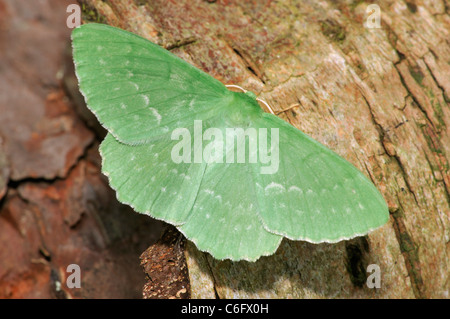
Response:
[80,0,449,298]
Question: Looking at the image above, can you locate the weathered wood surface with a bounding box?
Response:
[81,0,449,298]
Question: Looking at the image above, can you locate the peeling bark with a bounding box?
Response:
[80,0,449,298]
[0,0,164,298]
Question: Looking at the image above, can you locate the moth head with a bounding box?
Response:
[223,91,263,128]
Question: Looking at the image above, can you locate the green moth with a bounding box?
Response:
[71,23,389,261]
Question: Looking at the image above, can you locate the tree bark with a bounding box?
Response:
[82,0,449,298]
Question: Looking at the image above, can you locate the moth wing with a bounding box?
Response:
[252,114,389,242]
[72,23,231,144]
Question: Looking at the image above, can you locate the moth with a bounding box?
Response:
[72,23,388,261]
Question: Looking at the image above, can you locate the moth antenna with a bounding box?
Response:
[226,84,275,115]
[225,84,247,92]
[256,97,275,115]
